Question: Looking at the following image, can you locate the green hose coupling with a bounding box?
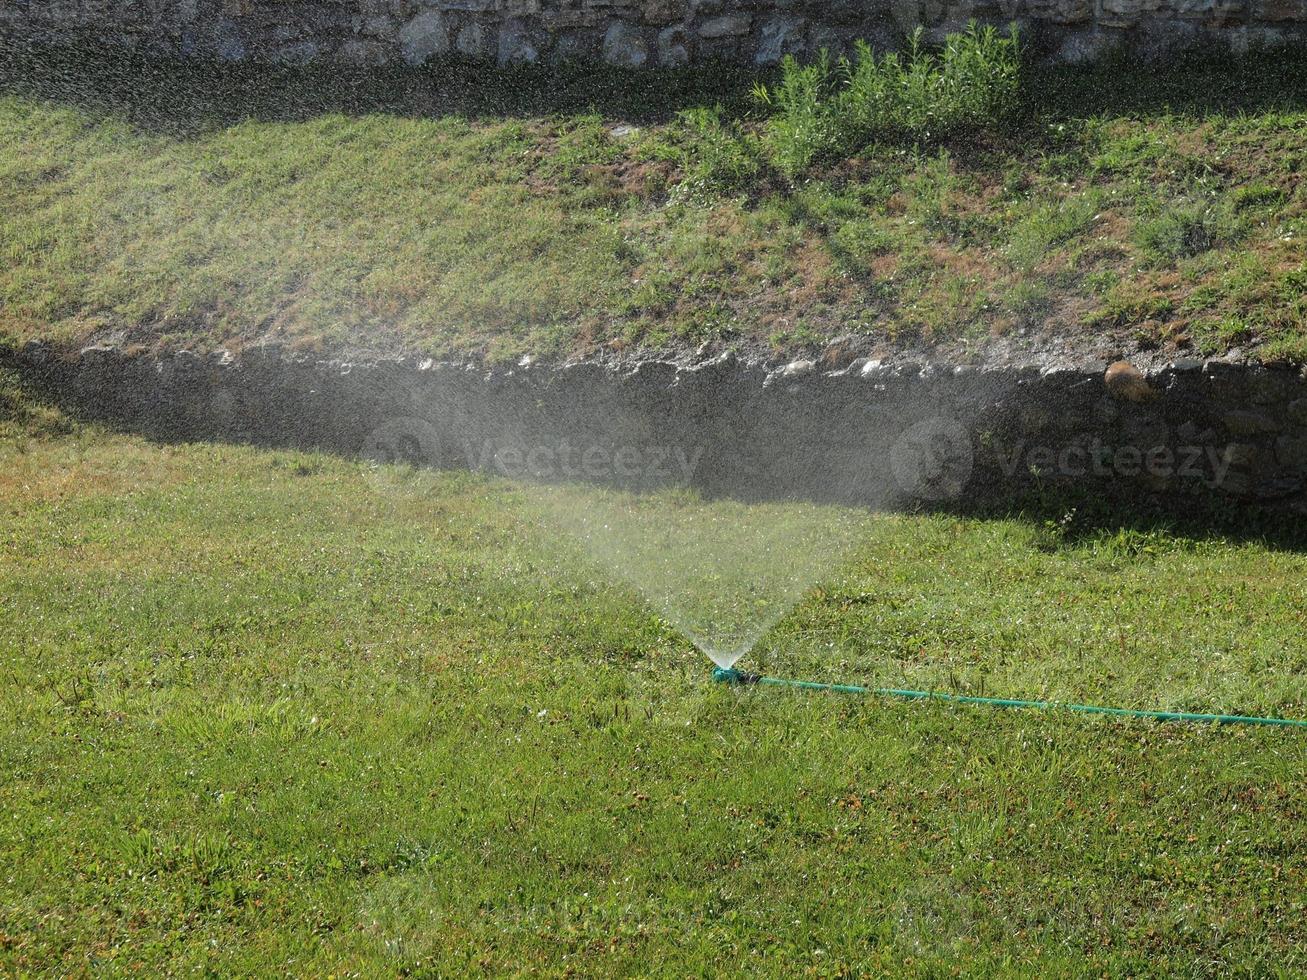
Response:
[712,667,761,685]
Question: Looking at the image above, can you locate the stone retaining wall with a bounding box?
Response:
[1,0,1304,69]
[9,342,1307,511]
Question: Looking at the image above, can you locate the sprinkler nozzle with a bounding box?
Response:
[712,667,761,685]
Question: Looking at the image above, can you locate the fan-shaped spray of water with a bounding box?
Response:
[528,484,874,668]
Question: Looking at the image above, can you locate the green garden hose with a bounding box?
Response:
[711,668,1307,729]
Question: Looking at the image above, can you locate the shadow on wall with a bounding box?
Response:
[4,40,1307,139]
[7,348,1307,553]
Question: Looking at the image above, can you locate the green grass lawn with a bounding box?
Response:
[4,45,1307,362]
[3,369,1306,973]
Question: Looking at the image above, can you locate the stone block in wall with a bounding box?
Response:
[552,27,597,58]
[940,0,993,21]
[815,0,869,24]
[805,18,899,55]
[1223,441,1261,468]
[642,0,685,24]
[270,22,309,43]
[338,37,392,62]
[1252,0,1307,21]
[602,19,648,63]
[755,14,805,63]
[1223,408,1280,437]
[1229,24,1287,51]
[697,12,750,36]
[695,33,750,58]
[541,3,604,29]
[23,0,60,23]
[1053,27,1124,60]
[1120,415,1172,451]
[1099,0,1164,27]
[890,0,922,28]
[500,0,540,15]
[272,39,320,63]
[983,0,1025,17]
[1162,0,1235,19]
[890,0,952,29]
[455,19,487,54]
[806,23,847,57]
[47,0,96,30]
[398,8,449,61]
[1136,15,1203,54]
[1193,0,1245,24]
[924,18,990,41]
[361,14,397,38]
[215,18,247,59]
[656,22,691,63]
[1275,434,1307,471]
[498,16,539,61]
[247,4,340,35]
[1025,0,1093,24]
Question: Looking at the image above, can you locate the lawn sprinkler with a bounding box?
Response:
[711,667,1307,729]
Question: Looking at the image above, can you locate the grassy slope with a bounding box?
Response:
[3,47,1307,362]
[2,371,1305,973]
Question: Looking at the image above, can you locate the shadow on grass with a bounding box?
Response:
[0,41,767,136]
[942,482,1307,555]
[1025,48,1307,121]
[5,40,1307,140]
[6,359,1307,554]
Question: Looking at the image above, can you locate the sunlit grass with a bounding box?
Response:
[2,374,1306,972]
[4,47,1307,360]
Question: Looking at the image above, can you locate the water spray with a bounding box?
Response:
[712,668,1307,729]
